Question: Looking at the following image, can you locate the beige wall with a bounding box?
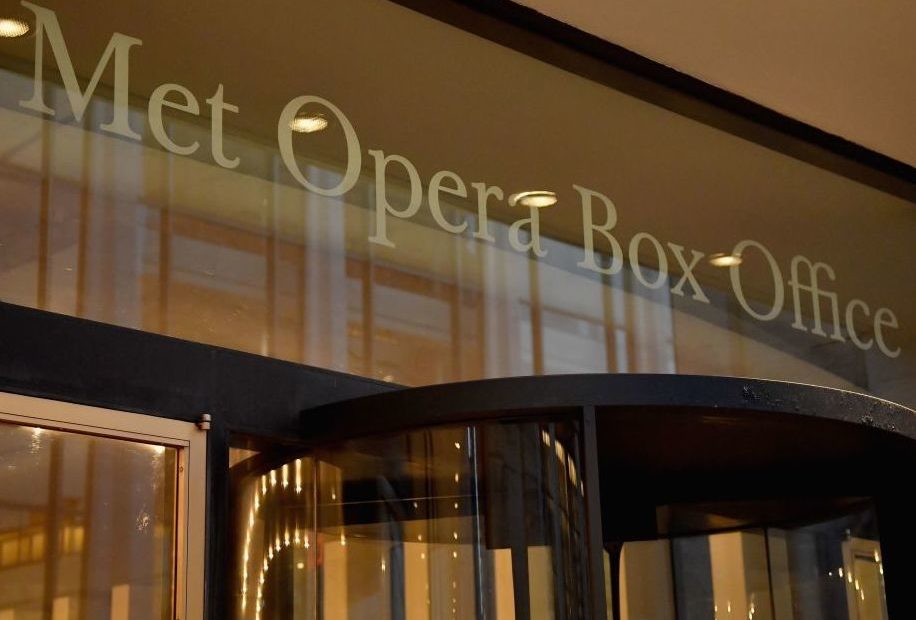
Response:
[514,0,916,167]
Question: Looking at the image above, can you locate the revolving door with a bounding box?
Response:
[229,375,916,620]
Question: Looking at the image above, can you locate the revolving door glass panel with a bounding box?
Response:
[231,419,592,620]
[230,398,902,620]
[611,502,887,620]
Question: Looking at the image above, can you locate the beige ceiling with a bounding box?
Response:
[515,0,916,168]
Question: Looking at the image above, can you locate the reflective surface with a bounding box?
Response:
[232,420,589,619]
[614,505,887,620]
[0,0,912,406]
[0,419,177,620]
[233,424,895,620]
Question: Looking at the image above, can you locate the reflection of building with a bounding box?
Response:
[0,0,914,619]
[0,418,178,620]
[1,98,891,390]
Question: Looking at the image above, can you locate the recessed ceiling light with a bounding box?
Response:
[289,113,329,134]
[508,190,558,208]
[708,253,742,267]
[0,18,29,38]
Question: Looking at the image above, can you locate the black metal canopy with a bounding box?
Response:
[302,374,916,443]
[302,374,916,534]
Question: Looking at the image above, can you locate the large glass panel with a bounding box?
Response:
[0,0,912,405]
[231,420,591,619]
[0,419,178,620]
[613,503,887,620]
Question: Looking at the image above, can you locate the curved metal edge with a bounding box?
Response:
[300,374,916,443]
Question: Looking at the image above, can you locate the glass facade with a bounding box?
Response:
[0,0,912,406]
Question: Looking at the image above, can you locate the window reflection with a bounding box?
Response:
[232,421,589,620]
[0,71,888,395]
[613,504,888,620]
[0,420,177,620]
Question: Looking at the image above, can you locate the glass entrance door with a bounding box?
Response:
[0,391,206,620]
[0,421,177,620]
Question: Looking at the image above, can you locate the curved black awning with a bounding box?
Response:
[302,374,916,443]
[300,374,916,536]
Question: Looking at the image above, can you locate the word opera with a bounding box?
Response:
[13,1,902,359]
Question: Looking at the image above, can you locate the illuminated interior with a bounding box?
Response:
[230,420,890,620]
[0,419,177,620]
[233,421,590,620]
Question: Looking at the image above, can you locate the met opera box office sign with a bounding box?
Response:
[0,0,914,392]
[0,0,914,619]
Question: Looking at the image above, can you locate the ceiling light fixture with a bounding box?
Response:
[0,18,29,38]
[289,113,329,134]
[508,190,558,208]
[708,253,742,267]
